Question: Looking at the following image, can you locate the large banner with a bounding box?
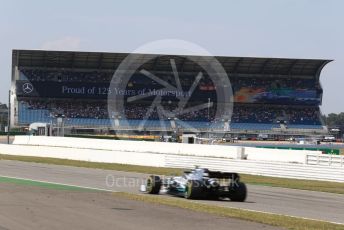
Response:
[16,81,321,105]
[234,87,320,105]
[16,81,218,101]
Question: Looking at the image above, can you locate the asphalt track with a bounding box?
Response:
[0,183,282,230]
[0,160,343,225]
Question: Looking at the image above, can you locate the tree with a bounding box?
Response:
[323,112,344,126]
[0,103,8,131]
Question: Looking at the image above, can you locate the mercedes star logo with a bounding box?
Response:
[22,83,34,94]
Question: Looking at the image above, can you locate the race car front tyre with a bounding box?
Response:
[146,175,161,194]
[229,182,247,202]
[184,180,204,199]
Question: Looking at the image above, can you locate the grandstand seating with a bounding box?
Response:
[18,101,324,132]
[18,103,50,124]
[175,120,224,130]
[14,51,328,135]
[20,69,318,91]
[230,123,280,131]
[286,124,323,129]
[119,119,171,129]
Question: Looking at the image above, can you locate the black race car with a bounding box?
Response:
[143,168,247,201]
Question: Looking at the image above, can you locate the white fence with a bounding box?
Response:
[12,136,317,163]
[0,143,166,167]
[306,154,344,167]
[0,143,343,182]
[165,155,344,182]
[0,136,342,182]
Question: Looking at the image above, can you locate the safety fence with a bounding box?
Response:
[165,154,344,182]
[306,154,344,167]
[0,140,343,182]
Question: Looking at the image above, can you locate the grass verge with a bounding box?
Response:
[0,154,182,175]
[114,192,344,230]
[0,176,89,191]
[1,154,344,194]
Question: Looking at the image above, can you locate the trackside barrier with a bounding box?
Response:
[165,155,344,182]
[0,144,165,167]
[0,144,344,182]
[306,154,344,167]
[0,143,343,182]
[12,136,319,164]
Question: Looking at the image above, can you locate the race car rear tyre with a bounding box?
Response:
[229,182,247,202]
[146,175,161,194]
[185,180,204,199]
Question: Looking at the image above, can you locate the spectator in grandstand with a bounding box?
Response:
[22,99,322,125]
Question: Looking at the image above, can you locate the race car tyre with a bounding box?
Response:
[146,175,161,194]
[229,182,247,202]
[184,180,204,199]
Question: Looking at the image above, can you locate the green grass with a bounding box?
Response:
[1,154,344,194]
[241,174,344,194]
[0,176,91,191]
[0,154,182,175]
[114,192,344,230]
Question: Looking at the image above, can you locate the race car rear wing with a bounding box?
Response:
[208,171,240,181]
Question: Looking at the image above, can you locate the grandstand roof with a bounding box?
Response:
[12,49,331,77]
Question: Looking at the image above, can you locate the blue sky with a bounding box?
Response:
[0,0,343,114]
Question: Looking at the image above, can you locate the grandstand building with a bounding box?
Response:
[11,50,330,137]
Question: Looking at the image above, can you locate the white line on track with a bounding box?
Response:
[1,174,343,226]
[0,174,118,193]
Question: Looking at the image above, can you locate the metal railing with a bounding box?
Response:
[306,154,344,167]
[165,154,344,182]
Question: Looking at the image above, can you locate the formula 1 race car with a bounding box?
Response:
[142,168,247,202]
